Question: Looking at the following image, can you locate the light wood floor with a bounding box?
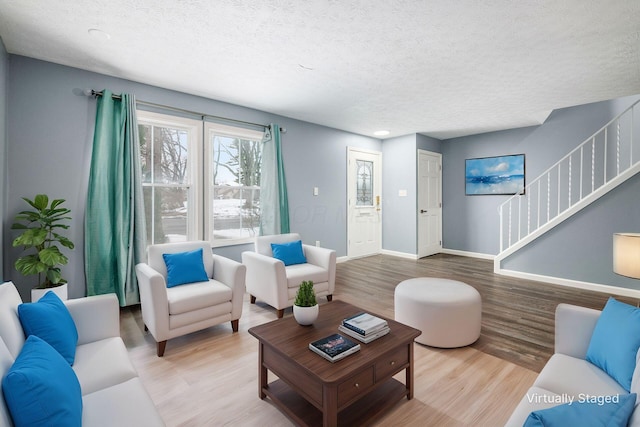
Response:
[120,254,635,426]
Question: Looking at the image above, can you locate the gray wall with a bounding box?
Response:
[382,134,417,254]
[416,134,442,153]
[4,55,380,299]
[442,95,640,289]
[381,133,442,255]
[0,38,7,281]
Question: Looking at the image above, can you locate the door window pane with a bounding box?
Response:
[356,160,373,206]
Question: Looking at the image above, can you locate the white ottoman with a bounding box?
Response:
[394,278,482,348]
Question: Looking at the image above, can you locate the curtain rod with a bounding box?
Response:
[84,89,280,132]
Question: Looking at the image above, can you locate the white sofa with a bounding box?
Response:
[505,303,640,426]
[0,281,164,426]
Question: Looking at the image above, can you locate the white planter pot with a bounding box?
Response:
[31,283,68,302]
[293,304,319,326]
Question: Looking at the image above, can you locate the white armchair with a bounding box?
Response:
[135,241,246,356]
[242,233,336,318]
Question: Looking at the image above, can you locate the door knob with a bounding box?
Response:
[420,209,427,213]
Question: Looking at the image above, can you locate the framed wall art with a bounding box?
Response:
[465,154,525,195]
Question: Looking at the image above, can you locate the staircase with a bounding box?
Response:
[495,99,640,272]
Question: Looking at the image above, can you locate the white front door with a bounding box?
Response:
[418,150,442,258]
[347,148,382,258]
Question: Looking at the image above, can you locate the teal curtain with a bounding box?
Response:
[85,90,146,306]
[260,124,290,235]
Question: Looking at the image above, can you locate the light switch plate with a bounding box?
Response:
[399,189,407,197]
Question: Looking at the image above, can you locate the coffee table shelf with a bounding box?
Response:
[265,378,409,427]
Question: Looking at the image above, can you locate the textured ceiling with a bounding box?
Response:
[1,0,639,139]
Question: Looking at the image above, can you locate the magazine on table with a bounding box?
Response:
[338,324,390,343]
[309,333,361,362]
[342,312,388,335]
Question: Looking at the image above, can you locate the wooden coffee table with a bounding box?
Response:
[248,300,421,427]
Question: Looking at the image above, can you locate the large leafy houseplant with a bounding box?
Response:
[11,194,74,289]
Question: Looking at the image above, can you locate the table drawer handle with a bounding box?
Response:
[354,383,359,388]
[390,361,395,366]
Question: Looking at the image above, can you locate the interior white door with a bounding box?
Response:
[418,150,442,258]
[347,148,382,258]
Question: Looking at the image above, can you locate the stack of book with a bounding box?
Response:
[339,312,390,343]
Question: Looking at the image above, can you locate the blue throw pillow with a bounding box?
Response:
[2,335,82,427]
[18,291,78,365]
[586,298,640,391]
[523,393,636,427]
[163,248,209,288]
[271,240,307,266]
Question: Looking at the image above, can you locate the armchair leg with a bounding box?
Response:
[144,324,148,332]
[327,295,333,302]
[250,295,256,304]
[276,309,284,319]
[231,319,239,332]
[157,340,167,357]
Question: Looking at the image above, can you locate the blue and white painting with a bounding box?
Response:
[465,154,525,195]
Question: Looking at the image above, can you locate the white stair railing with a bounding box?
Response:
[498,100,640,255]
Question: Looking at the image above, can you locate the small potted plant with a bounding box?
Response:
[293,280,319,325]
[11,194,74,301]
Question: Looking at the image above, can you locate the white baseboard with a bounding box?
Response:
[440,248,495,260]
[497,268,640,299]
[336,256,349,264]
[380,249,419,260]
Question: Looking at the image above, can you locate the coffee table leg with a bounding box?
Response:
[322,385,338,427]
[258,343,267,399]
[406,342,414,400]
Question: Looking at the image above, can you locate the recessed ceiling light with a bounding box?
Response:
[88,28,111,40]
[373,130,390,137]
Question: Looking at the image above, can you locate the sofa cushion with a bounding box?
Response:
[626,349,640,426]
[82,377,165,426]
[167,280,232,315]
[73,337,138,396]
[0,282,26,359]
[524,392,636,427]
[271,240,307,266]
[285,263,329,289]
[18,291,78,365]
[0,338,15,427]
[163,248,209,288]
[2,335,82,427]
[169,302,232,330]
[586,297,640,391]
[534,354,627,398]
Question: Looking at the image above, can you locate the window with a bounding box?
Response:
[205,122,263,245]
[137,111,263,247]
